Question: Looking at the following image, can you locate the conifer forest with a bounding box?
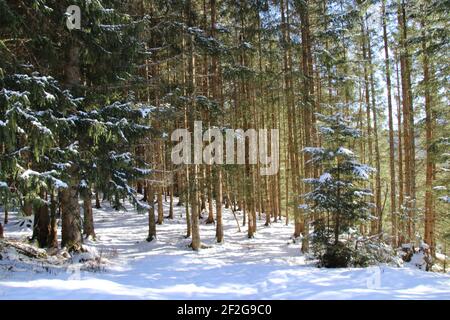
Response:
[0,0,449,301]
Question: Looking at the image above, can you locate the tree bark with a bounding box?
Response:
[398,0,416,242]
[421,17,435,256]
[48,193,58,249]
[61,187,83,252]
[83,191,95,239]
[95,190,101,209]
[147,183,157,242]
[157,191,164,224]
[215,167,224,243]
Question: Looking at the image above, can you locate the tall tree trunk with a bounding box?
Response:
[361,18,375,234]
[395,50,405,245]
[421,17,435,256]
[366,16,382,235]
[281,0,301,238]
[382,0,397,246]
[61,37,82,252]
[398,0,415,242]
[298,0,314,252]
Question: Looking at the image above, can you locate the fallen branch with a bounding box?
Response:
[0,239,47,259]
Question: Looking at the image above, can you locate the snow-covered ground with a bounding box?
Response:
[1,200,449,300]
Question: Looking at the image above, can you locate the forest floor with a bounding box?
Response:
[0,199,449,300]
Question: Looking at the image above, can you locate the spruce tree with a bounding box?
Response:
[302,112,374,267]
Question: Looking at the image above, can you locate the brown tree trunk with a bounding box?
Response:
[366,16,382,235]
[35,197,50,248]
[48,193,58,249]
[83,191,95,239]
[398,0,415,242]
[61,187,83,252]
[206,168,215,224]
[361,18,375,234]
[382,0,397,246]
[216,167,224,243]
[395,50,405,245]
[147,183,157,242]
[421,17,435,256]
[95,190,101,209]
[4,207,8,224]
[191,167,201,250]
[157,191,164,224]
[168,185,174,219]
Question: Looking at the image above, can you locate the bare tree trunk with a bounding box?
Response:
[421,17,435,256]
[157,191,164,224]
[216,167,224,243]
[168,184,174,219]
[83,190,95,239]
[395,50,405,245]
[61,187,82,252]
[366,16,382,235]
[34,191,50,248]
[361,18,375,234]
[95,190,101,209]
[206,168,215,224]
[398,0,415,242]
[48,193,58,249]
[4,207,8,224]
[147,184,156,242]
[382,0,397,246]
[191,167,201,250]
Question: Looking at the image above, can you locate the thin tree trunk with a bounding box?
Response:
[95,190,101,209]
[421,17,435,256]
[395,50,405,245]
[366,16,382,235]
[398,0,415,242]
[83,191,95,239]
[157,191,164,224]
[216,167,224,243]
[48,193,58,249]
[4,207,8,224]
[147,183,156,242]
[382,0,397,246]
[168,184,174,219]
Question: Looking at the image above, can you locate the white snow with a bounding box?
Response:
[44,91,56,102]
[319,172,332,183]
[20,169,40,180]
[336,147,354,157]
[0,199,449,300]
